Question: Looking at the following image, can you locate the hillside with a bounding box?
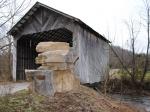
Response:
[109,46,148,69]
[0,85,139,112]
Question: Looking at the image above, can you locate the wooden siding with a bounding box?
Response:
[12,38,17,81]
[77,25,109,83]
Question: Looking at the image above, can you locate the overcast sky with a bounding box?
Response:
[23,0,148,52]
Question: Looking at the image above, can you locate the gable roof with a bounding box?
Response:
[7,2,110,43]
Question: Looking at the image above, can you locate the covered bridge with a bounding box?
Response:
[8,2,110,84]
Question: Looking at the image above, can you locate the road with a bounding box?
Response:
[0,82,30,95]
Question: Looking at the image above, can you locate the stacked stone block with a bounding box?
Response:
[25,42,79,96]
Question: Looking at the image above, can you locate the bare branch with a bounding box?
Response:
[0,42,13,50]
[109,44,132,76]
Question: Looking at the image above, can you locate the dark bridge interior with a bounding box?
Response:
[16,28,73,80]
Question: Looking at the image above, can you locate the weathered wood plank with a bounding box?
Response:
[77,25,109,83]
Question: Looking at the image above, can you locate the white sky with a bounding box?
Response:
[23,0,148,52]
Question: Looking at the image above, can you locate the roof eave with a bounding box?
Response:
[75,19,110,43]
[7,2,110,43]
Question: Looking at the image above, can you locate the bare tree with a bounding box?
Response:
[124,20,141,86]
[0,0,32,52]
[0,0,32,81]
[141,0,150,84]
[109,0,150,88]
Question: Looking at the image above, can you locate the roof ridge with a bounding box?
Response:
[7,2,110,43]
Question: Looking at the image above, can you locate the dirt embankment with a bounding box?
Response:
[0,85,139,112]
[38,86,138,112]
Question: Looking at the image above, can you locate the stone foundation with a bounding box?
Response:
[25,42,80,96]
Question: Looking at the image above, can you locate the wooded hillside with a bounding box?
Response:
[109,46,149,69]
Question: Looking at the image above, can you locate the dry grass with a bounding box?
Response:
[0,86,139,112]
[0,90,44,112]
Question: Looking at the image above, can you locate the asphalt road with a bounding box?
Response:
[0,82,30,96]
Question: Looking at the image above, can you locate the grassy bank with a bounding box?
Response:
[0,90,45,112]
[104,69,150,95]
[0,86,138,112]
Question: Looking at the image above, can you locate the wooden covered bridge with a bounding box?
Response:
[8,2,110,84]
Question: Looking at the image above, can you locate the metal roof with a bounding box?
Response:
[7,2,110,43]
